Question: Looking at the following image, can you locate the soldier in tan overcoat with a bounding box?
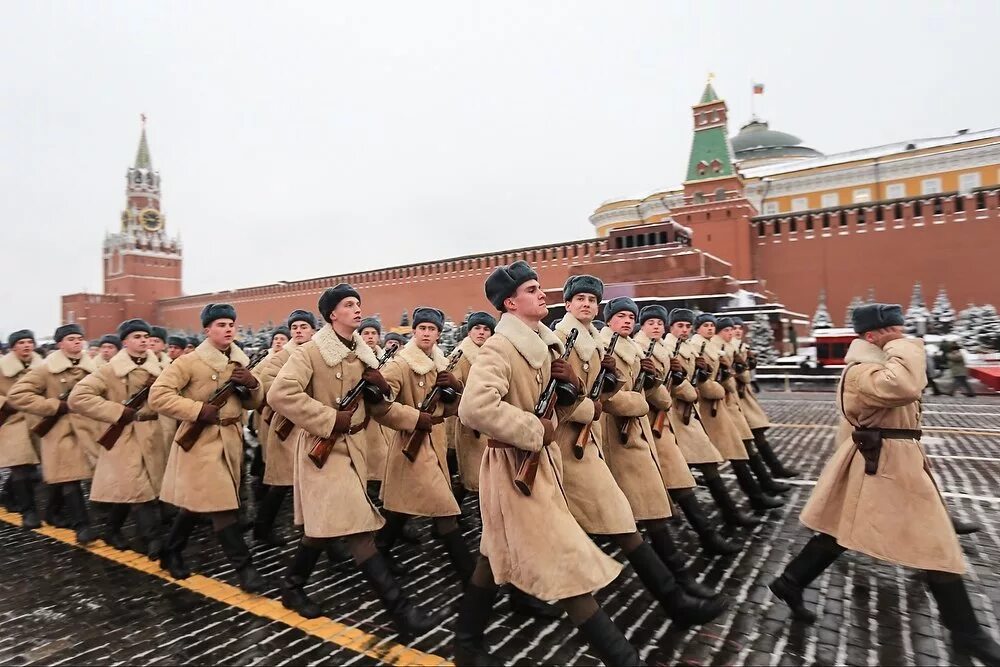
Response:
[634,306,741,556]
[449,311,495,496]
[8,324,99,544]
[267,284,437,635]
[358,317,391,488]
[148,326,172,367]
[0,330,44,528]
[149,303,266,593]
[69,319,166,557]
[454,261,645,667]
[96,334,120,368]
[375,307,476,585]
[690,314,782,514]
[251,310,318,548]
[771,304,1000,664]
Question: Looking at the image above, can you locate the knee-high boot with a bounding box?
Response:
[253,485,289,546]
[436,527,476,585]
[375,511,408,574]
[216,523,266,593]
[160,509,197,579]
[752,428,799,478]
[769,532,845,623]
[574,609,644,667]
[63,482,96,545]
[701,467,759,527]
[453,582,499,666]
[10,477,40,529]
[670,488,741,555]
[103,503,131,549]
[744,440,790,494]
[134,501,162,560]
[731,460,784,512]
[44,483,70,528]
[359,553,440,636]
[281,541,324,618]
[927,572,1000,666]
[625,541,728,625]
[646,525,720,600]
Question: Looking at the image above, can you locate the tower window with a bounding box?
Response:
[714,188,726,200]
[773,220,781,235]
[692,192,705,204]
[757,221,765,237]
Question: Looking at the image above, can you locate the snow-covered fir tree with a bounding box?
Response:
[845,296,863,328]
[953,305,1000,352]
[904,281,932,335]
[865,287,876,304]
[811,289,833,330]
[439,320,459,355]
[400,310,410,327]
[930,288,956,334]
[748,314,780,364]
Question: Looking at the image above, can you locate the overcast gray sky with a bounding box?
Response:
[2,1,997,337]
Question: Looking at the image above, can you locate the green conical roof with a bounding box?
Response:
[686,123,736,182]
[699,82,720,105]
[134,128,152,170]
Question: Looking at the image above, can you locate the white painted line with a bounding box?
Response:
[927,454,1000,463]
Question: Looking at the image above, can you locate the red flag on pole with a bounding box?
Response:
[752,82,765,95]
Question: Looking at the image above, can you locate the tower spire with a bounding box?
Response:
[134,114,152,170]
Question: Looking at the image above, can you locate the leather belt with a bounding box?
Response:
[875,428,922,440]
[346,416,370,435]
[136,414,159,422]
[487,438,514,449]
[218,417,243,427]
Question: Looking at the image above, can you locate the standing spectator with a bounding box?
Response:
[925,346,944,396]
[944,342,976,397]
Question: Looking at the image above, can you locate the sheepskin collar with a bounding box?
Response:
[311,324,379,369]
[688,334,717,361]
[194,339,250,373]
[45,350,97,375]
[634,331,678,367]
[710,335,734,358]
[398,339,448,375]
[457,336,483,364]
[556,313,601,361]
[599,326,641,364]
[107,349,162,379]
[664,333,697,361]
[495,313,563,370]
[0,352,42,379]
[844,338,888,365]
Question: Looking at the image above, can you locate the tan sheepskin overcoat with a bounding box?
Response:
[362,344,392,483]
[688,333,748,461]
[251,348,281,455]
[597,327,672,521]
[255,342,300,486]
[149,340,263,513]
[801,338,964,574]
[267,325,385,538]
[733,341,770,430]
[0,352,43,468]
[378,339,460,517]
[553,315,637,535]
[8,351,98,483]
[633,331,697,490]
[449,336,489,492]
[714,335,755,442]
[459,313,623,601]
[69,349,166,503]
[663,334,724,465]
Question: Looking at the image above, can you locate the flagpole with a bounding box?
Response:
[750,79,755,120]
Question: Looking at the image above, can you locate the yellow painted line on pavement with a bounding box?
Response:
[772,423,1000,437]
[0,508,450,667]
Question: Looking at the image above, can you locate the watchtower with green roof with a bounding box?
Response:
[683,77,742,200]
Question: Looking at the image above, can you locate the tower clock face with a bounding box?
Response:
[140,208,163,232]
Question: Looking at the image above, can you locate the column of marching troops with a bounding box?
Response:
[0,262,998,667]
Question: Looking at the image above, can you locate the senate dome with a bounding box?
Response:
[730,118,823,167]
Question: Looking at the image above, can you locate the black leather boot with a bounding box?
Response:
[325,538,352,563]
[671,488,741,556]
[732,461,784,512]
[646,526,720,600]
[160,510,197,579]
[63,482,97,545]
[950,515,981,536]
[253,485,289,547]
[702,469,760,527]
[747,450,791,495]
[437,528,476,585]
[135,502,163,560]
[927,572,1000,666]
[281,542,324,618]
[454,582,499,667]
[11,477,40,529]
[575,609,644,667]
[359,553,439,636]
[103,503,131,550]
[769,532,845,623]
[753,428,799,478]
[626,542,728,625]
[508,586,562,619]
[44,483,70,528]
[216,523,266,593]
[375,511,408,575]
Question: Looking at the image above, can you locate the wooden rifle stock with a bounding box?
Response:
[176,349,268,452]
[307,346,398,468]
[619,339,657,441]
[682,341,708,425]
[514,328,578,495]
[574,332,620,459]
[0,403,17,429]
[31,390,71,438]
[272,414,295,441]
[97,379,155,451]
[402,350,464,462]
[651,341,683,438]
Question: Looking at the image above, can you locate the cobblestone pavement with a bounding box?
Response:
[1,392,999,666]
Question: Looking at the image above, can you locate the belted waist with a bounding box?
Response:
[218,416,243,427]
[869,428,922,440]
[136,413,159,422]
[487,439,514,449]
[347,416,370,435]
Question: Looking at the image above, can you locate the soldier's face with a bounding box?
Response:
[290,321,315,344]
[641,318,665,340]
[60,335,86,358]
[100,343,118,360]
[124,332,149,356]
[565,293,599,324]
[205,319,235,349]
[469,325,491,346]
[360,327,380,348]
[697,323,716,338]
[609,311,635,337]
[12,339,34,360]
[670,321,692,340]
[271,334,288,351]
[148,337,165,353]
[167,345,184,359]
[733,327,744,340]
[506,280,548,321]
[413,323,439,352]
[719,327,735,343]
[331,298,362,331]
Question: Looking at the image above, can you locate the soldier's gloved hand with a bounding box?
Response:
[118,406,136,424]
[230,366,259,389]
[330,410,354,435]
[551,359,581,392]
[435,371,461,391]
[362,368,391,397]
[56,401,70,416]
[197,403,219,424]
[747,356,757,370]
[640,358,657,376]
[539,417,556,444]
[600,354,617,373]
[695,356,708,370]
[592,399,603,421]
[669,357,684,372]
[415,411,434,432]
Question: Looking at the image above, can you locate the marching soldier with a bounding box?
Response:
[770,304,1000,664]
[8,324,99,544]
[148,326,171,366]
[248,326,290,502]
[267,284,436,634]
[166,336,186,363]
[269,326,290,354]
[448,311,495,500]
[633,306,741,555]
[689,314,782,513]
[665,309,758,528]
[0,330,44,528]
[454,261,641,666]
[713,317,789,498]
[68,319,166,557]
[149,303,266,592]
[599,297,725,601]
[375,307,476,583]
[732,317,800,478]
[358,317,390,491]
[183,337,198,355]
[383,332,406,353]
[95,335,121,368]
